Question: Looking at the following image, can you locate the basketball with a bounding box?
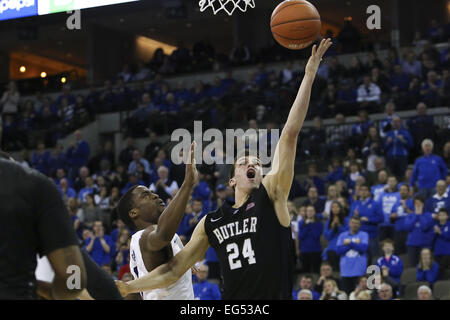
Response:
[270,0,322,50]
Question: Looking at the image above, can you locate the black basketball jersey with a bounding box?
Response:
[204,183,293,300]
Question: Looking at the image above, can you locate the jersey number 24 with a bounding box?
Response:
[226,238,256,270]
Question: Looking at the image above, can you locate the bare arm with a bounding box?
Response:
[116,217,210,296]
[263,39,332,227]
[85,237,94,252]
[39,245,87,300]
[145,142,198,251]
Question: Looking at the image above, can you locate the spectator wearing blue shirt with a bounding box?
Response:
[390,184,414,255]
[349,184,383,263]
[49,142,68,175]
[371,169,388,202]
[390,64,411,93]
[31,141,52,176]
[122,172,145,195]
[58,178,77,204]
[302,164,326,196]
[420,71,443,107]
[84,221,113,266]
[402,52,422,77]
[425,180,450,215]
[298,205,323,273]
[375,239,404,284]
[77,176,97,204]
[66,130,91,180]
[192,173,211,215]
[416,248,440,285]
[433,208,450,278]
[193,264,221,300]
[384,116,413,178]
[128,150,151,175]
[292,275,320,300]
[407,103,435,158]
[404,195,434,266]
[378,102,397,139]
[325,158,345,184]
[337,216,369,295]
[378,176,400,241]
[323,201,348,271]
[180,199,205,241]
[411,139,447,198]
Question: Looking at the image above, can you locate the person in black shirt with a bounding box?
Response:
[0,151,87,299]
[115,39,333,300]
[0,151,123,300]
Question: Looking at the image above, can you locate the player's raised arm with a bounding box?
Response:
[263,39,332,226]
[145,142,198,251]
[116,217,210,296]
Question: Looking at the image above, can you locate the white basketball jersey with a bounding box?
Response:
[129,230,194,300]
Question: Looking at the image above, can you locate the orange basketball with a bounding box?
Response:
[270,0,322,50]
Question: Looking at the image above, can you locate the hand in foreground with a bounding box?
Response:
[115,280,130,297]
[184,141,198,186]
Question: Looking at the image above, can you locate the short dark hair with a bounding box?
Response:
[359,183,369,190]
[350,216,361,222]
[438,208,448,216]
[117,186,139,230]
[414,195,426,203]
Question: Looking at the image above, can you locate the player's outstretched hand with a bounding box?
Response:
[305,38,332,75]
[115,280,130,297]
[184,141,198,187]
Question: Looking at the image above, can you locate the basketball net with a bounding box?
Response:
[199,0,255,15]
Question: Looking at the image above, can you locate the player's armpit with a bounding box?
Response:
[124,217,210,295]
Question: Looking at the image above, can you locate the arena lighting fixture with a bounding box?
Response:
[61,77,67,84]
[40,72,47,78]
[19,66,26,73]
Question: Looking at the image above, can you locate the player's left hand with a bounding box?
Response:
[184,141,198,187]
[305,38,332,75]
[115,280,130,297]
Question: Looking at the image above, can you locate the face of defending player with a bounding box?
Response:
[229,156,263,193]
[129,186,165,225]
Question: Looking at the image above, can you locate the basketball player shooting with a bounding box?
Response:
[116,38,332,300]
[116,142,198,300]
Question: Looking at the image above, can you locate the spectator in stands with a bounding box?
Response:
[193,264,221,300]
[416,248,440,285]
[79,194,102,229]
[443,142,450,169]
[119,137,138,167]
[292,275,320,300]
[378,102,397,139]
[84,220,113,266]
[336,80,358,115]
[229,41,251,65]
[390,184,414,255]
[326,158,345,184]
[407,103,435,158]
[371,169,388,202]
[349,276,372,300]
[337,20,361,54]
[320,279,348,300]
[402,52,422,78]
[377,283,393,300]
[148,165,178,202]
[144,131,162,162]
[58,178,76,204]
[326,114,350,157]
[384,115,413,179]
[323,201,348,271]
[417,285,433,300]
[298,205,323,273]
[297,289,313,300]
[345,162,364,194]
[302,187,325,216]
[413,139,448,199]
[0,81,20,117]
[357,75,381,112]
[78,176,97,203]
[302,163,326,196]
[349,184,383,263]
[378,176,400,241]
[405,195,434,266]
[337,216,369,294]
[433,208,450,277]
[362,126,384,173]
[390,64,411,93]
[50,142,68,176]
[31,141,52,176]
[66,130,91,180]
[323,185,340,219]
[302,117,326,159]
[192,172,211,215]
[121,172,145,196]
[67,198,82,237]
[351,111,373,150]
[128,150,151,175]
[314,261,340,293]
[420,71,444,107]
[376,239,404,285]
[425,180,450,215]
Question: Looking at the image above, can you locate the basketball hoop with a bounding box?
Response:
[199,0,255,15]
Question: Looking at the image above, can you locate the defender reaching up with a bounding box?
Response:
[116,39,333,300]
